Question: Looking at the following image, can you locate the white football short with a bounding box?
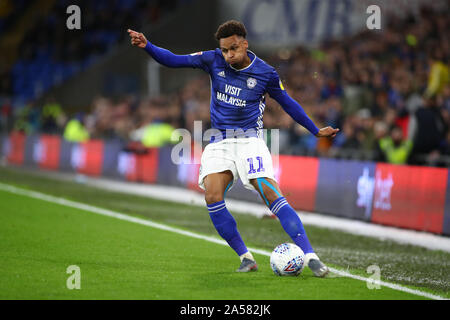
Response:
[198,137,276,191]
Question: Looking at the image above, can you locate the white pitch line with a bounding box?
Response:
[13,169,450,253]
[0,182,446,301]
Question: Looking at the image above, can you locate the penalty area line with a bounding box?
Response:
[0,182,446,301]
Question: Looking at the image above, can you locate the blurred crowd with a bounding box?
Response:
[1,5,449,167]
[0,0,185,106]
[263,5,450,166]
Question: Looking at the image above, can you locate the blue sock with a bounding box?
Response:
[207,200,248,256]
[270,197,314,254]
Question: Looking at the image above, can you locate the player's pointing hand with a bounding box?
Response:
[315,126,340,138]
[128,29,147,48]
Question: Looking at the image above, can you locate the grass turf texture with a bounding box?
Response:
[0,166,449,299]
[0,188,427,300]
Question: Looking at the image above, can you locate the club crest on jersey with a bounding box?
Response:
[247,77,257,89]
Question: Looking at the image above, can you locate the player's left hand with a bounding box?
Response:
[315,126,339,138]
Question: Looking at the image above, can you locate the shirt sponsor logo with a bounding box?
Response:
[216,92,246,107]
[217,84,246,107]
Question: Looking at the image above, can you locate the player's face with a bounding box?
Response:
[219,35,249,69]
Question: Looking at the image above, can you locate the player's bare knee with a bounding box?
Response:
[205,192,224,205]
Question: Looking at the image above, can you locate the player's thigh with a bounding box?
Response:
[236,137,276,191]
[203,170,234,204]
[249,177,283,206]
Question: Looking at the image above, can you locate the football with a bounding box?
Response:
[270,243,305,276]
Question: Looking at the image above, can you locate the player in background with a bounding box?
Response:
[128,21,339,277]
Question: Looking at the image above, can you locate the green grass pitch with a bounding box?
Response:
[0,167,448,300]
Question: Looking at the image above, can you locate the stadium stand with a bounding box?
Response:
[0,3,448,167]
[0,0,182,107]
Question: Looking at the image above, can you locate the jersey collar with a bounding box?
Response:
[228,50,256,72]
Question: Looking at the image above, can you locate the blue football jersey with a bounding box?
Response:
[144,41,319,137]
[187,49,284,139]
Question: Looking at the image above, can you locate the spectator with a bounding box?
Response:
[333,118,360,150]
[424,47,449,98]
[40,97,66,134]
[63,113,90,142]
[141,122,176,147]
[373,121,389,161]
[408,97,447,163]
[379,125,413,164]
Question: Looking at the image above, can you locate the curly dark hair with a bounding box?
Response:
[214,20,247,41]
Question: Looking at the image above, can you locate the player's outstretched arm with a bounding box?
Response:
[127,29,193,68]
[267,71,339,138]
[274,92,339,138]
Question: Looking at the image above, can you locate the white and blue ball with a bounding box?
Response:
[270,243,305,276]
